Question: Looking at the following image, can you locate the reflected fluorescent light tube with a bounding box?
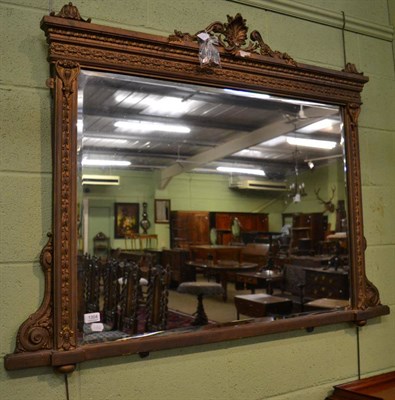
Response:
[286,137,337,149]
[82,158,131,167]
[261,135,287,147]
[77,119,83,132]
[114,120,190,133]
[223,89,271,100]
[277,98,331,107]
[78,93,84,108]
[142,96,195,116]
[82,137,128,144]
[224,89,332,108]
[296,118,339,133]
[216,166,266,176]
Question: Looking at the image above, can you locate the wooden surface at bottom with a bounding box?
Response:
[327,371,395,400]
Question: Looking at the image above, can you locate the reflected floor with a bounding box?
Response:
[80,279,347,345]
[168,278,348,325]
[168,277,264,324]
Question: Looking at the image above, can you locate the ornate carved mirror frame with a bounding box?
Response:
[4,3,389,372]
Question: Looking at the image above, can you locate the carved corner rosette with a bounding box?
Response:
[50,2,91,23]
[15,234,54,353]
[169,13,296,65]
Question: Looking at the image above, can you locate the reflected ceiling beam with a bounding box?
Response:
[159,119,290,189]
[82,108,261,132]
[81,146,295,169]
[83,77,300,112]
[82,132,218,148]
[159,107,338,189]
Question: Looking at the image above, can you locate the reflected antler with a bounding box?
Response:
[314,186,336,213]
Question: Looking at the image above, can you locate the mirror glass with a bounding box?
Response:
[77,69,348,343]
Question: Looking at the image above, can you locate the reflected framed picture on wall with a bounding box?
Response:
[155,199,171,224]
[114,203,139,238]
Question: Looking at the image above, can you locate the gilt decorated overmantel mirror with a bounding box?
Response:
[4,3,389,372]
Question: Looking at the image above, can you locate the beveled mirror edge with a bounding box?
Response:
[4,3,389,371]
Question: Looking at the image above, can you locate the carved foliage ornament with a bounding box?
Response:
[50,1,91,22]
[170,13,296,65]
[15,234,53,352]
[344,103,381,309]
[55,60,80,351]
[343,62,363,75]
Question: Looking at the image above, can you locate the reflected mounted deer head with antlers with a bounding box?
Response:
[314,186,336,213]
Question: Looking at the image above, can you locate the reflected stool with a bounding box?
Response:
[177,282,223,325]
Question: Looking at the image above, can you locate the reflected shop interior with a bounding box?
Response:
[77,69,350,343]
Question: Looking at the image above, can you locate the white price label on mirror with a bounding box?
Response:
[84,312,101,324]
[91,323,104,332]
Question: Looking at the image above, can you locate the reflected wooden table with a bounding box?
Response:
[235,270,284,295]
[234,293,292,319]
[186,261,258,301]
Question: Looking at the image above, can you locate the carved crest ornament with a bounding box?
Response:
[169,13,296,65]
[4,3,389,372]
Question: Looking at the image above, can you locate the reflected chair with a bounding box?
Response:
[139,234,158,250]
[102,258,122,329]
[83,256,102,315]
[113,256,169,334]
[124,233,140,250]
[77,254,91,331]
[77,254,178,339]
[118,261,141,333]
[144,264,170,332]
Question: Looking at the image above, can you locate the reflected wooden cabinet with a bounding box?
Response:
[170,211,269,247]
[286,213,328,254]
[170,211,210,248]
[161,249,194,286]
[304,267,349,300]
[213,212,269,245]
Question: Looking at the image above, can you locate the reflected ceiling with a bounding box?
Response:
[78,70,343,184]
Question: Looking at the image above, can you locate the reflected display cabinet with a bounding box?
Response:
[213,212,269,245]
[161,249,194,286]
[170,211,210,248]
[170,211,269,247]
[289,212,328,254]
